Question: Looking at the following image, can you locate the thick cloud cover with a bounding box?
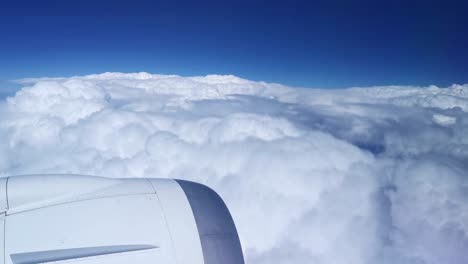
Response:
[2,73,468,264]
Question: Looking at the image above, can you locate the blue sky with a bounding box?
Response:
[1,0,468,92]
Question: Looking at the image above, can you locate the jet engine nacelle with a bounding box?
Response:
[0,175,244,264]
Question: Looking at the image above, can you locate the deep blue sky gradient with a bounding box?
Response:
[1,0,468,91]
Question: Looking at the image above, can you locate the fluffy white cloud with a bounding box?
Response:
[2,73,468,264]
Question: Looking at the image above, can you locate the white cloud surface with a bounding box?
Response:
[3,73,468,264]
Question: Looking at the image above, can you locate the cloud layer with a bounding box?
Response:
[2,73,468,264]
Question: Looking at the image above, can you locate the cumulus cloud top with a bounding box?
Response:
[2,72,468,264]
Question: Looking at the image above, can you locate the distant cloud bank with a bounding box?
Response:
[3,73,468,264]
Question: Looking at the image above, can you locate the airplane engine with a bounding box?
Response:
[0,175,244,264]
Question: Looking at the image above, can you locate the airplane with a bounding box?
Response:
[0,174,244,264]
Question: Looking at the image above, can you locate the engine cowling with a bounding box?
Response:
[0,175,244,264]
